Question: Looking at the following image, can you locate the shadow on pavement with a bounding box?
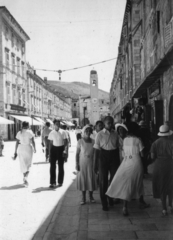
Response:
[32,178,77,240]
[32,185,62,193]
[33,162,49,165]
[0,184,25,190]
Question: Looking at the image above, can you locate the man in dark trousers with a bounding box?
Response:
[94,116,120,211]
[48,119,68,188]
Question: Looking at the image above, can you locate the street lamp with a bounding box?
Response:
[82,101,87,127]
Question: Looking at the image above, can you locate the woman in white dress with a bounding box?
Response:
[106,122,148,216]
[14,122,36,187]
[76,125,97,205]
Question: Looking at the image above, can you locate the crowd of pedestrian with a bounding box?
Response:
[11,115,173,217]
[75,116,173,217]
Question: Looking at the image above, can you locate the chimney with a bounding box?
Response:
[44,77,47,84]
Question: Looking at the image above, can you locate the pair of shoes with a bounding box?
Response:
[122,207,129,216]
[102,206,109,211]
[162,210,168,216]
[168,206,173,214]
[90,197,96,203]
[139,202,150,209]
[49,184,56,188]
[58,183,63,187]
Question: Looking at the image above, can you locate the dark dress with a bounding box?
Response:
[151,138,173,198]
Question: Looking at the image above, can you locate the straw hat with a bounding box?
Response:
[115,123,128,132]
[158,125,171,136]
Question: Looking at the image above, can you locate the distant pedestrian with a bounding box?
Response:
[48,119,68,188]
[62,125,71,162]
[151,125,173,216]
[115,123,128,163]
[41,122,52,161]
[0,135,4,157]
[14,121,36,187]
[76,125,97,205]
[75,126,82,141]
[94,116,120,211]
[106,122,149,216]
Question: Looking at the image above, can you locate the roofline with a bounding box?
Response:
[0,6,30,40]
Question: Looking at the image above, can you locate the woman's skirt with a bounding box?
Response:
[17,144,33,173]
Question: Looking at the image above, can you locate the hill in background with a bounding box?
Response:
[48,81,109,100]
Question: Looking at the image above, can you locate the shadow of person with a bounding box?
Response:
[33,162,49,165]
[0,184,25,190]
[32,185,61,193]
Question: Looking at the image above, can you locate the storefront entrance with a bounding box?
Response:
[169,95,173,130]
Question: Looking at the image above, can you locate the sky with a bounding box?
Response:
[0,0,126,92]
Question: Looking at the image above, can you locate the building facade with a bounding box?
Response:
[110,0,173,138]
[0,7,72,139]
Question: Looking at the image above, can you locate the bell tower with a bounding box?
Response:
[90,70,99,124]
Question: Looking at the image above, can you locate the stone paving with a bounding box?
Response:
[41,165,173,240]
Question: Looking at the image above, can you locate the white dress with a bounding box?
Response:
[106,136,144,201]
[16,130,34,173]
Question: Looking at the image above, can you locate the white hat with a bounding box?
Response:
[158,125,171,136]
[82,125,92,137]
[115,123,128,132]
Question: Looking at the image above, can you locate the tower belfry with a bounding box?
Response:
[90,70,99,124]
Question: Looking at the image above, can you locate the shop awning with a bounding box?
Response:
[46,119,53,125]
[34,117,45,124]
[0,116,14,124]
[10,115,43,126]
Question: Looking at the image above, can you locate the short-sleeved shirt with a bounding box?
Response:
[48,129,67,147]
[16,129,34,145]
[151,138,173,159]
[94,128,118,150]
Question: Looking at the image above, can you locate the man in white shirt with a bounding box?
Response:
[94,116,120,211]
[48,119,68,188]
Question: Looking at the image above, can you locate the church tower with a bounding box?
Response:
[90,70,99,124]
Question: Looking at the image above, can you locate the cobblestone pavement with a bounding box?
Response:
[0,132,77,240]
[42,167,173,240]
[1,133,173,240]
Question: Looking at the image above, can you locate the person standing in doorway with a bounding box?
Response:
[48,119,68,188]
[14,121,36,187]
[94,116,120,211]
[41,122,52,161]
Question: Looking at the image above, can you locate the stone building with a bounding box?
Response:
[0,7,72,139]
[110,0,173,138]
[0,6,30,139]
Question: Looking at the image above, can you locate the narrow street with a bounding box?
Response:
[1,132,173,240]
[0,132,77,240]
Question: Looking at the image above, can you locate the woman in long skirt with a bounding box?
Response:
[14,121,36,187]
[76,125,97,204]
[106,122,148,216]
[151,125,173,216]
